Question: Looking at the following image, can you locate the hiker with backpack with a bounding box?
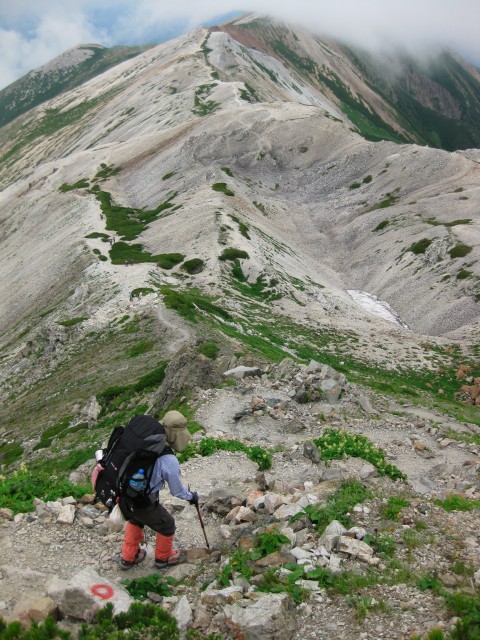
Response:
[93,411,199,570]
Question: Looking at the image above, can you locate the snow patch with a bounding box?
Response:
[347,290,408,329]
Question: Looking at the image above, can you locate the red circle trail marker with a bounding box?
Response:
[91,584,114,600]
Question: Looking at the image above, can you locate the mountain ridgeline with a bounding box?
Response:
[0,43,152,129]
[218,18,480,150]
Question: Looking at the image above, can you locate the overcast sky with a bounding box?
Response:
[1,0,479,90]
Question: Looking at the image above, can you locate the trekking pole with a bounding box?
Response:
[189,485,210,549]
[195,503,210,550]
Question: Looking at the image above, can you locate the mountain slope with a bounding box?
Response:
[0,18,479,469]
[0,43,151,129]
[219,15,480,150]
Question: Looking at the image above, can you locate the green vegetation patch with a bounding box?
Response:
[109,243,184,268]
[448,242,473,258]
[228,214,250,239]
[381,496,411,519]
[0,468,88,513]
[94,164,121,180]
[131,287,154,297]
[367,190,400,211]
[122,574,176,600]
[160,286,232,323]
[162,171,176,180]
[434,495,480,511]
[231,261,281,302]
[373,219,390,232]
[193,83,220,116]
[33,416,73,451]
[300,481,373,533]
[181,258,205,274]
[197,341,219,359]
[0,441,24,465]
[457,268,473,280]
[239,83,259,102]
[128,340,155,358]
[219,247,249,261]
[56,316,88,327]
[212,182,235,196]
[95,189,177,242]
[59,179,89,192]
[350,182,361,189]
[96,362,168,415]
[85,232,109,239]
[313,429,406,480]
[178,437,273,470]
[425,217,472,227]
[407,238,432,254]
[220,167,233,177]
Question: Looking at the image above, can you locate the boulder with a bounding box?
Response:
[57,504,76,525]
[303,441,320,463]
[11,595,58,624]
[338,537,376,564]
[273,504,303,520]
[223,592,297,640]
[319,520,347,552]
[201,585,244,606]
[0,508,13,521]
[47,567,132,621]
[172,595,192,629]
[223,366,263,379]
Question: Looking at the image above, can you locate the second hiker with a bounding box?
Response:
[119,411,198,570]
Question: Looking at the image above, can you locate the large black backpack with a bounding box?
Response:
[94,415,167,511]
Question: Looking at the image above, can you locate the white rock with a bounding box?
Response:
[173,595,192,629]
[61,496,77,506]
[296,579,323,593]
[264,493,285,514]
[252,496,266,510]
[201,585,244,606]
[219,525,232,539]
[273,504,303,520]
[47,567,132,621]
[46,501,62,515]
[290,547,312,560]
[223,592,297,639]
[57,504,75,525]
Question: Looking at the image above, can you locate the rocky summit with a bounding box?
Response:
[0,12,479,640]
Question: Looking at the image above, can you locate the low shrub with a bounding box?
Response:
[219,248,249,261]
[59,179,89,192]
[300,481,372,533]
[0,468,88,513]
[178,437,273,470]
[56,316,88,327]
[313,429,406,480]
[407,238,432,255]
[373,219,389,232]
[0,441,24,465]
[197,341,219,359]
[128,340,155,358]
[381,496,410,520]
[181,258,205,274]
[448,243,472,259]
[435,495,480,511]
[212,182,235,196]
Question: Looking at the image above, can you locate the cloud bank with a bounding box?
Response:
[0,0,479,90]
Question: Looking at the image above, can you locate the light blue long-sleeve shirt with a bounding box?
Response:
[149,454,193,501]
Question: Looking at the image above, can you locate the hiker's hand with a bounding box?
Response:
[188,491,199,506]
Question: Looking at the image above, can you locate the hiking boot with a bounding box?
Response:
[154,548,186,569]
[118,548,147,571]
